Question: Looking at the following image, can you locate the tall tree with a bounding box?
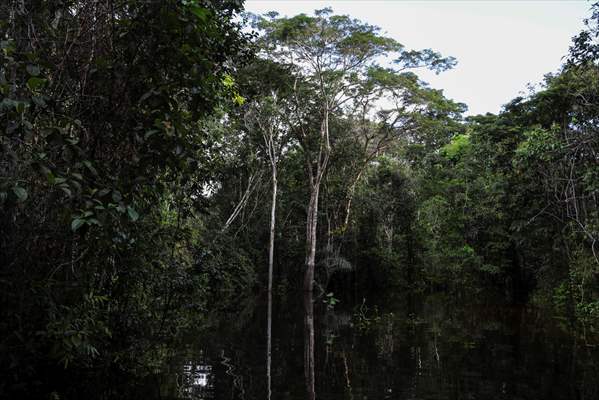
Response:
[244,92,291,400]
[253,8,456,398]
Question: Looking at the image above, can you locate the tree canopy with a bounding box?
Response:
[1,2,599,399]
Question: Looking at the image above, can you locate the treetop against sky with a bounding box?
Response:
[246,0,590,115]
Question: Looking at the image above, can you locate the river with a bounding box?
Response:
[157,291,599,400]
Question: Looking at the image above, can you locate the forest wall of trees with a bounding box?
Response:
[1,1,598,399]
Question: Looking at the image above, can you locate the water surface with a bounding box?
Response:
[161,292,599,400]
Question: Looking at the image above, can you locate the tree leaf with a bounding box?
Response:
[189,5,209,21]
[82,160,98,176]
[12,186,27,202]
[127,206,139,221]
[32,95,46,108]
[15,101,27,113]
[71,218,85,231]
[12,186,27,203]
[59,185,72,197]
[26,77,46,91]
[111,190,122,202]
[26,64,40,76]
[144,129,158,140]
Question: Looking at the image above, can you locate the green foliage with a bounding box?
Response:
[441,134,471,160]
[323,292,340,310]
[514,127,561,162]
[2,2,599,398]
[0,0,251,398]
[352,300,381,332]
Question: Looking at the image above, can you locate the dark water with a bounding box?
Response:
[159,292,599,400]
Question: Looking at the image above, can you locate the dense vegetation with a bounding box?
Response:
[1,1,598,399]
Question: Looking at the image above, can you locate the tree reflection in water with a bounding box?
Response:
[165,292,599,400]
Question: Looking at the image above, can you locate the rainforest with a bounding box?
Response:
[1,1,599,399]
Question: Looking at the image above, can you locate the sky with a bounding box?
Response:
[245,0,592,115]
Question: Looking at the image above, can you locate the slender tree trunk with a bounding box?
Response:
[304,290,316,400]
[342,169,366,230]
[267,166,277,400]
[305,183,320,292]
[342,351,354,400]
[304,182,319,400]
[302,108,331,400]
[222,171,262,233]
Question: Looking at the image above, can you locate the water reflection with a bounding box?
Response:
[180,362,213,398]
[164,292,599,400]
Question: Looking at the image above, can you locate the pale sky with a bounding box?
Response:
[245,0,592,115]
